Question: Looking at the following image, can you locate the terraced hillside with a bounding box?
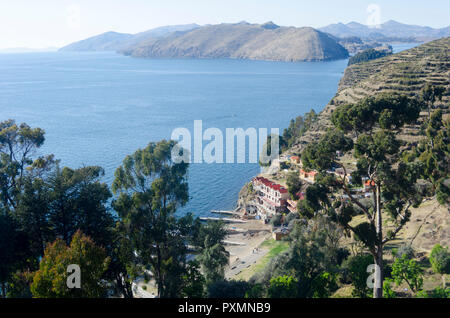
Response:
[290,37,450,151]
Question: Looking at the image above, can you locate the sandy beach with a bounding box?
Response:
[222,218,272,279]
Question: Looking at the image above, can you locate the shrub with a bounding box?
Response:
[383,278,397,298]
[393,244,415,260]
[430,244,450,275]
[430,287,450,298]
[268,275,299,298]
[341,254,373,298]
[391,255,423,293]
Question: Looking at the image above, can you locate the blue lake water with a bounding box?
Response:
[0,43,417,217]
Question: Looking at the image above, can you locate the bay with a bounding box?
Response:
[0,43,417,217]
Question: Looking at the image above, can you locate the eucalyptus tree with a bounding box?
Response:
[416,109,449,205]
[112,140,193,298]
[193,220,229,285]
[0,119,45,210]
[301,93,423,298]
[420,84,445,122]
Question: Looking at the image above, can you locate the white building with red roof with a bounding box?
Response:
[252,176,289,220]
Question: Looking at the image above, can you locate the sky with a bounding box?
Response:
[0,0,449,49]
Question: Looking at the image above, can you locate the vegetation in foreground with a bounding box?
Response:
[0,126,229,298]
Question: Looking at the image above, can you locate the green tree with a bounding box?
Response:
[1,120,117,297]
[281,110,318,151]
[416,110,449,206]
[16,177,53,259]
[429,287,450,298]
[391,254,423,293]
[0,212,30,297]
[343,254,373,298]
[420,84,445,121]
[192,220,229,286]
[309,271,338,298]
[429,244,450,288]
[268,275,298,298]
[5,271,34,298]
[112,140,192,298]
[48,166,114,245]
[286,171,302,200]
[383,278,397,298]
[254,216,342,298]
[30,230,110,298]
[303,93,423,298]
[0,119,45,210]
[181,260,206,298]
[105,225,138,298]
[348,48,392,66]
[197,243,229,286]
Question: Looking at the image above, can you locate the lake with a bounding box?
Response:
[0,44,417,217]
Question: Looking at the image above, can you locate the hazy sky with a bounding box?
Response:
[0,0,449,49]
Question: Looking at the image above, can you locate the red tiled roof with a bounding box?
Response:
[300,169,318,177]
[253,177,288,194]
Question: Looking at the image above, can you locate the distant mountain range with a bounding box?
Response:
[319,20,450,42]
[59,24,200,52]
[59,20,449,62]
[61,22,349,62]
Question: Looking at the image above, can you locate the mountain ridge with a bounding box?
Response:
[122,23,349,62]
[319,20,450,41]
[59,24,200,52]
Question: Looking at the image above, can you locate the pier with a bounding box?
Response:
[199,217,247,224]
[211,210,242,217]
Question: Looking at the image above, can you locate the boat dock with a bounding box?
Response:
[211,210,242,217]
[200,217,247,224]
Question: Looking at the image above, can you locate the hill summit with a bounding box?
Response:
[122,22,349,62]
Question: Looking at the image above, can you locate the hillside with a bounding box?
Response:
[122,22,349,62]
[278,37,449,262]
[320,20,450,42]
[288,37,449,150]
[59,24,200,52]
[237,38,450,295]
[59,31,134,52]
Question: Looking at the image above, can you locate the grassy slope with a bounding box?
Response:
[234,239,289,281]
